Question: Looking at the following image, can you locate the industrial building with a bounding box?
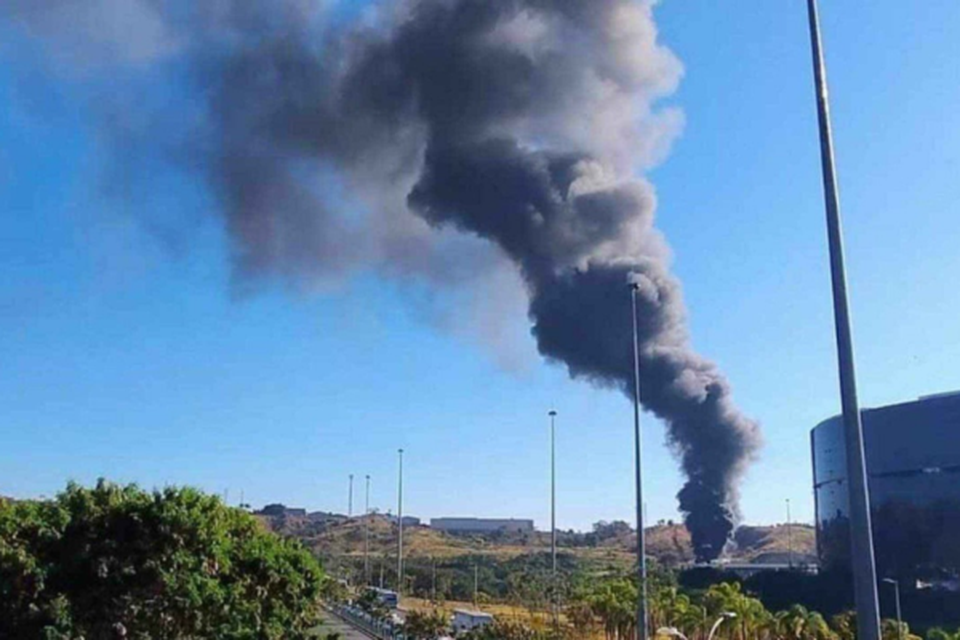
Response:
[812,392,960,581]
[387,515,421,527]
[430,518,534,534]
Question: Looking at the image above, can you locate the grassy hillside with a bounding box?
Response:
[260,513,816,568]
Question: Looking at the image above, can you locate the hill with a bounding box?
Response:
[259,512,816,569]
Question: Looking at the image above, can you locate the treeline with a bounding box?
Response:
[0,481,327,639]
[334,552,960,634]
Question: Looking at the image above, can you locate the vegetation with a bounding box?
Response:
[399,567,958,640]
[0,480,326,639]
[404,609,451,640]
[264,514,816,572]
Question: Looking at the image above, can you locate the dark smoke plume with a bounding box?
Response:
[4,0,761,559]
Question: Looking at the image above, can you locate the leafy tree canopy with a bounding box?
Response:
[0,480,326,639]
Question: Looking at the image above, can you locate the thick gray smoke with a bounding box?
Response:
[5,0,761,559]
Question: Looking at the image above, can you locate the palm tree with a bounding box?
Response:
[773,605,836,640]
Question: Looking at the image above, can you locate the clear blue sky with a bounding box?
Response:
[1,1,958,531]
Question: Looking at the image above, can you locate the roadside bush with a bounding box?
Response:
[0,480,326,639]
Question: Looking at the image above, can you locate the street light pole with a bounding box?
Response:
[657,613,734,640]
[474,563,479,608]
[349,474,354,517]
[805,2,881,638]
[397,449,405,597]
[549,409,558,630]
[883,579,903,640]
[364,475,371,585]
[630,283,648,640]
[786,498,794,569]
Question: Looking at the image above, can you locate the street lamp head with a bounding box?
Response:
[548,410,557,417]
[657,628,683,638]
[882,578,898,585]
[722,612,737,619]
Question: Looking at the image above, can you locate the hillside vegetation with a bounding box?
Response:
[259,512,816,569]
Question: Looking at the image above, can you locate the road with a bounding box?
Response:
[320,611,376,640]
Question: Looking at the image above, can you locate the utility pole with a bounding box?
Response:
[630,283,648,640]
[883,579,903,640]
[348,474,354,517]
[397,449,405,597]
[549,410,559,630]
[805,2,881,638]
[364,475,371,585]
[787,499,794,568]
[473,563,479,608]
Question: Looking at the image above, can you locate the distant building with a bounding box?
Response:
[710,562,819,579]
[812,392,960,581]
[430,518,534,534]
[307,511,344,523]
[387,515,421,527]
[452,610,493,633]
[256,504,307,518]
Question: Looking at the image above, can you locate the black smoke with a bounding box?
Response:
[4,0,761,560]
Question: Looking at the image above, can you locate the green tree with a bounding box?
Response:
[830,612,857,640]
[404,609,450,640]
[702,582,772,640]
[462,618,548,640]
[0,480,326,639]
[926,628,960,640]
[355,588,390,621]
[772,605,836,640]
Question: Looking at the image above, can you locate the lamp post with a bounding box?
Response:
[708,613,737,640]
[474,563,479,608]
[630,282,648,640]
[348,474,354,517]
[549,409,558,630]
[805,2,881,638]
[786,498,794,568]
[364,475,371,585]
[397,449,404,597]
[883,578,904,640]
[657,613,734,640]
[657,627,688,640]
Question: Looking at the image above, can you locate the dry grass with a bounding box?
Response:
[265,513,816,566]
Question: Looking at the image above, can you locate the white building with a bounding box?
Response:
[386,515,421,527]
[430,518,534,534]
[452,610,493,633]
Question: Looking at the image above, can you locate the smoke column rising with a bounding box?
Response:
[4,0,761,559]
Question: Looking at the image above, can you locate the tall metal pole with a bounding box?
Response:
[549,410,558,630]
[473,563,479,607]
[630,283,648,640]
[349,474,354,517]
[397,449,405,597]
[883,579,903,640]
[364,475,371,584]
[787,499,794,568]
[805,2,881,638]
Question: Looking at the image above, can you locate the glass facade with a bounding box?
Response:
[812,392,960,580]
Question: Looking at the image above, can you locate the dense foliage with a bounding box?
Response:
[404,609,451,640]
[0,481,326,639]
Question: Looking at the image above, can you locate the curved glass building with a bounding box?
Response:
[812,392,960,580]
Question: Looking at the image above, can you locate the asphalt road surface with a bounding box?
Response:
[319,612,375,640]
